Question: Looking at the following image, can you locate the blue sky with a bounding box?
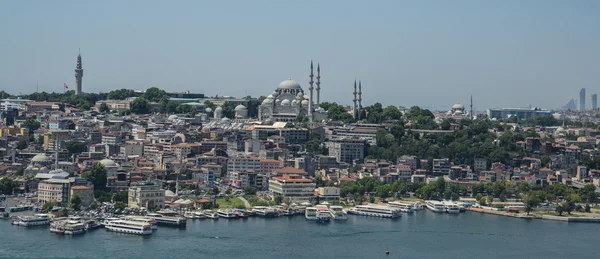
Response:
[1,0,598,110]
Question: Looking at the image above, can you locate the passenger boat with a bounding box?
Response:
[252,206,277,218]
[425,200,446,213]
[305,207,317,220]
[315,205,331,223]
[85,220,101,230]
[100,217,120,228]
[387,201,414,213]
[232,209,249,218]
[146,213,187,227]
[442,201,460,214]
[50,221,65,234]
[184,212,199,219]
[217,210,238,219]
[15,214,51,227]
[204,210,219,219]
[63,221,87,235]
[329,205,348,220]
[121,216,158,230]
[194,211,207,219]
[104,219,153,235]
[347,204,401,218]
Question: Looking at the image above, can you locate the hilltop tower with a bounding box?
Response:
[316,63,321,106]
[308,61,314,122]
[358,81,363,120]
[353,80,358,119]
[74,50,84,95]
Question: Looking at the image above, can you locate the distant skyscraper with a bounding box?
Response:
[593,94,598,110]
[579,88,586,111]
[74,51,84,96]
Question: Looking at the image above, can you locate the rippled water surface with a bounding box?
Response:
[1,211,599,259]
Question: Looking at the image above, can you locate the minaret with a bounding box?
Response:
[353,80,358,119]
[358,80,363,120]
[308,60,314,122]
[74,49,84,96]
[470,95,473,121]
[316,63,321,106]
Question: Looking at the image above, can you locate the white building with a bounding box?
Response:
[128,182,166,209]
[269,175,316,202]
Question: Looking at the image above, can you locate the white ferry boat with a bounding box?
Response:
[347,204,401,218]
[16,214,51,227]
[305,207,317,220]
[204,210,219,219]
[387,201,415,213]
[122,216,158,230]
[217,210,238,219]
[105,219,153,235]
[425,200,446,213]
[329,205,348,220]
[63,221,87,235]
[146,213,187,227]
[315,205,331,223]
[252,206,277,218]
[442,201,460,214]
[194,211,206,219]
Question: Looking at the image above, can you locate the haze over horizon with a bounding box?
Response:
[1,0,598,110]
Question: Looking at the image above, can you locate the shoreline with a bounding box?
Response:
[467,207,600,223]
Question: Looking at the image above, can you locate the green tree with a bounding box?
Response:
[522,192,541,215]
[21,118,41,134]
[274,195,283,205]
[0,177,18,194]
[143,87,168,103]
[64,141,87,155]
[555,204,565,216]
[69,194,82,211]
[114,202,127,211]
[130,97,150,114]
[108,89,137,100]
[113,190,129,203]
[16,139,28,150]
[99,102,110,113]
[244,187,257,195]
[81,163,108,192]
[42,201,57,212]
[581,184,598,205]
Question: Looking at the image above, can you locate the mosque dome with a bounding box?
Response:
[31,153,51,163]
[215,106,223,112]
[278,78,302,90]
[262,98,273,105]
[296,92,304,99]
[235,104,247,111]
[452,104,465,110]
[205,107,213,113]
[221,117,231,123]
[168,115,178,120]
[281,99,291,106]
[291,100,298,106]
[303,94,309,99]
[301,100,309,106]
[275,99,281,104]
[453,110,464,115]
[271,91,279,97]
[99,159,118,168]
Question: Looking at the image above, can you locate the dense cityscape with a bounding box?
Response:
[1,51,600,235]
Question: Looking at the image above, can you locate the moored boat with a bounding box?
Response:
[217,210,238,219]
[347,204,401,218]
[146,213,187,227]
[15,214,51,227]
[329,205,348,220]
[105,219,153,235]
[315,205,331,223]
[305,207,317,220]
[425,200,446,213]
[204,210,219,219]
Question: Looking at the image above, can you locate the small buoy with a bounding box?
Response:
[386,249,389,255]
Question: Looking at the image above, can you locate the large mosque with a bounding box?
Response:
[258,61,327,123]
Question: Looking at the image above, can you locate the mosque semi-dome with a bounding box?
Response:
[215,106,223,112]
[99,159,118,168]
[281,99,291,106]
[205,107,213,113]
[278,78,302,90]
[301,100,309,106]
[235,104,247,111]
[31,153,51,163]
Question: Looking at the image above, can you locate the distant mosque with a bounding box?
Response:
[258,61,327,123]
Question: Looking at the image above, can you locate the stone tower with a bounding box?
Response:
[358,80,363,120]
[316,63,321,106]
[353,80,358,119]
[308,61,314,122]
[74,50,84,96]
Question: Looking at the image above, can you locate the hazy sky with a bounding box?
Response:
[1,0,598,110]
